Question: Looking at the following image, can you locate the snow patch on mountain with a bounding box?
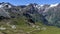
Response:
[0,5,2,8]
[40,5,44,7]
[50,3,59,7]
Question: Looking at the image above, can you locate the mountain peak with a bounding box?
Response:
[0,2,13,8]
[50,3,59,7]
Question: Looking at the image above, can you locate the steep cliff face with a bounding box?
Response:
[43,5,60,26]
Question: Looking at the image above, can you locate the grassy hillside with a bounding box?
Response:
[0,17,60,34]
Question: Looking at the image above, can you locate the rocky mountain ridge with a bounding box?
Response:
[0,2,60,27]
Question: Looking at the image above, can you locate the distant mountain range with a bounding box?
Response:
[0,2,60,27]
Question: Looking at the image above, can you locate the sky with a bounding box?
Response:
[0,0,60,5]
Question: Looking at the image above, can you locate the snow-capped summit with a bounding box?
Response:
[40,5,44,7]
[50,3,59,7]
[0,2,13,8]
